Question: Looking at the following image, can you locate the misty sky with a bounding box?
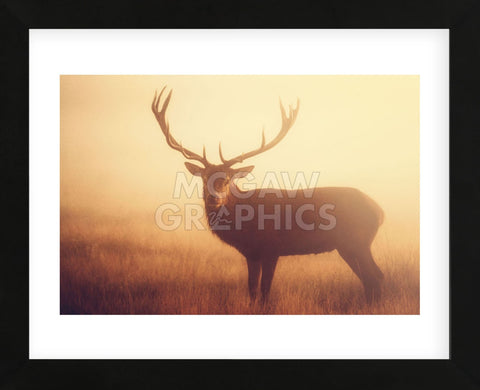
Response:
[60,75,419,239]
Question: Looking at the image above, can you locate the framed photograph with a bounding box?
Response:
[30,29,445,359]
[2,3,479,387]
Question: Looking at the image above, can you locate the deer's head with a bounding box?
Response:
[152,87,299,208]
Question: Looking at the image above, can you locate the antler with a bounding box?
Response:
[219,98,300,167]
[152,87,210,166]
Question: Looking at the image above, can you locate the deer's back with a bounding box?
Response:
[211,187,384,258]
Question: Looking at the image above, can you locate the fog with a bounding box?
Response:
[61,75,419,241]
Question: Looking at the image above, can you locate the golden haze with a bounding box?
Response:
[60,75,419,314]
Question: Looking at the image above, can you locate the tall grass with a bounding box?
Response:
[60,210,419,315]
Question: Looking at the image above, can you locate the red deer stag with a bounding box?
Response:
[152,87,384,304]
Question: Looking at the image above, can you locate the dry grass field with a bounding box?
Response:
[60,210,419,315]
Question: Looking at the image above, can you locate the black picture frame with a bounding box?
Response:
[1,1,479,388]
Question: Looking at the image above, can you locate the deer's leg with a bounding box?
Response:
[246,257,261,301]
[337,247,382,304]
[260,256,279,303]
[357,247,383,303]
[360,247,384,280]
[337,248,363,280]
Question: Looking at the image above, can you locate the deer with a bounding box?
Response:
[152,86,385,305]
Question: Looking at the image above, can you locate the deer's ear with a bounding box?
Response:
[232,165,255,178]
[185,162,204,176]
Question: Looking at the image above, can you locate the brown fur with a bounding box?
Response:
[186,163,384,304]
[153,89,384,305]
